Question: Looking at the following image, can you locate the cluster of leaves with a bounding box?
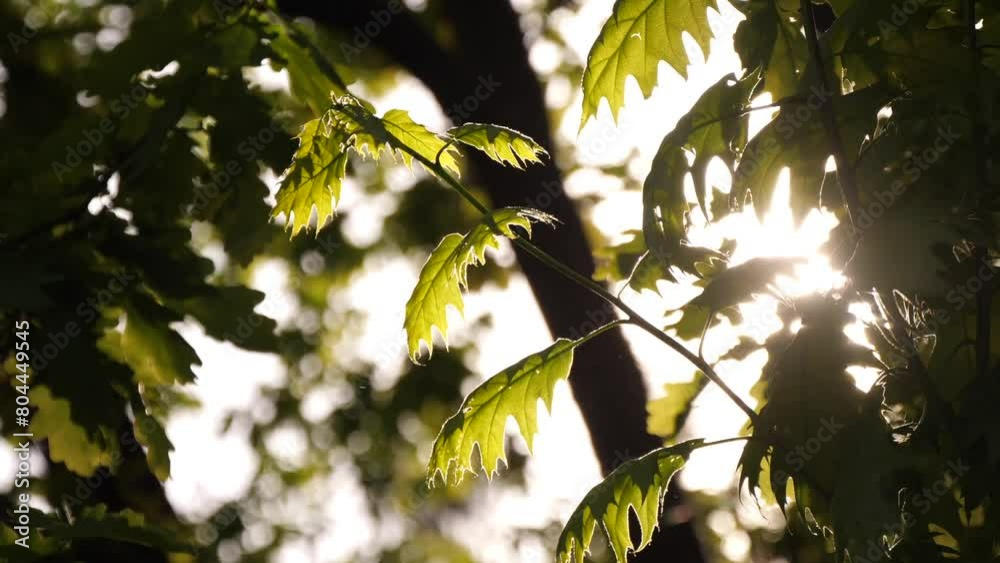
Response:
[5,0,1000,561]
[372,0,1000,561]
[0,0,468,559]
[0,0,304,556]
[585,0,999,561]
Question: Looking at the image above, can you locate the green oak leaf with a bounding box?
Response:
[30,386,114,477]
[330,100,461,174]
[269,22,349,117]
[118,295,201,386]
[404,208,555,360]
[447,123,547,168]
[273,118,350,236]
[276,98,462,236]
[581,0,718,126]
[556,440,703,563]
[428,338,577,486]
[128,390,173,481]
[647,372,708,442]
[170,286,279,353]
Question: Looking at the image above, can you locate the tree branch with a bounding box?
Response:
[276,1,708,560]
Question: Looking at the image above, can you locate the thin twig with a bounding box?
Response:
[396,143,761,424]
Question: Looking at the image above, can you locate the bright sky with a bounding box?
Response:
[0,1,872,561]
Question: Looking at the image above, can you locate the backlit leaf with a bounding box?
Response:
[29,386,114,476]
[428,338,577,486]
[119,295,201,386]
[128,390,173,481]
[733,0,808,101]
[273,118,350,236]
[556,440,703,563]
[733,85,890,221]
[739,296,873,511]
[581,0,717,126]
[269,22,349,116]
[447,123,547,168]
[647,372,708,442]
[404,208,555,360]
[275,100,461,237]
[330,100,461,174]
[643,73,757,258]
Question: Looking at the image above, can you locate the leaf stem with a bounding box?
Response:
[575,319,630,348]
[698,436,750,448]
[402,145,760,425]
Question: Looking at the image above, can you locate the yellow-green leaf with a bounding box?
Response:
[30,387,114,476]
[331,101,461,174]
[273,118,350,236]
[128,390,173,481]
[556,440,702,563]
[447,123,547,168]
[404,208,555,360]
[581,0,717,127]
[276,99,463,237]
[428,338,577,486]
[647,372,707,442]
[118,295,201,386]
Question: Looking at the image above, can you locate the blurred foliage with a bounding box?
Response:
[4,0,999,563]
[0,0,533,560]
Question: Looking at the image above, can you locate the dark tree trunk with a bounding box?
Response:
[276,2,708,561]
